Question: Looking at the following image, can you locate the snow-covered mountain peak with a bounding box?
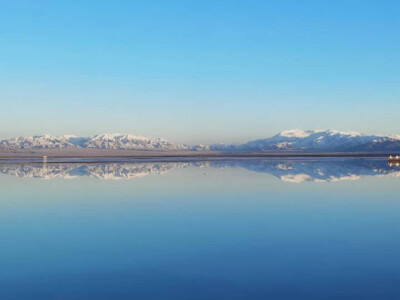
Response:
[388,135,400,140]
[219,129,395,152]
[276,129,365,139]
[0,133,190,151]
[63,134,79,139]
[84,133,189,150]
[278,129,365,138]
[90,133,148,139]
[278,129,312,138]
[1,129,400,152]
[0,134,76,149]
[324,130,363,137]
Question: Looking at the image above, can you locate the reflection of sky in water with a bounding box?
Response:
[0,159,399,299]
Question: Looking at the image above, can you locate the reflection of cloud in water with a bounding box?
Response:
[0,159,399,183]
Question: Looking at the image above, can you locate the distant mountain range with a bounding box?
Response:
[1,129,400,152]
[0,133,190,151]
[210,129,400,152]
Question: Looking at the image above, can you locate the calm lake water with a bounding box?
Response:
[0,158,399,299]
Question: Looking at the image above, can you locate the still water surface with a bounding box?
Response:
[0,158,399,299]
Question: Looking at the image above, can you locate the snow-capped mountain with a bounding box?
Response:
[0,134,77,149]
[241,129,380,151]
[1,129,400,152]
[0,133,190,151]
[84,134,189,150]
[210,129,400,152]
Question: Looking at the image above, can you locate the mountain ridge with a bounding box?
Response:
[1,129,400,152]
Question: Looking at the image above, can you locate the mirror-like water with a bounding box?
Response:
[1,157,399,183]
[0,158,399,299]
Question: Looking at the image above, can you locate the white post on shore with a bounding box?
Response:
[43,156,47,164]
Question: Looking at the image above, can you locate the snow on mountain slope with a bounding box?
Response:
[211,129,392,152]
[0,135,77,149]
[0,133,190,151]
[246,130,379,151]
[1,130,400,152]
[278,129,313,138]
[84,133,190,150]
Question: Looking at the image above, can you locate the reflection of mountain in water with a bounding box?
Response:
[0,163,196,180]
[210,159,400,183]
[0,159,399,183]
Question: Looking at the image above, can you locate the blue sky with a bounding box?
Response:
[0,0,399,144]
